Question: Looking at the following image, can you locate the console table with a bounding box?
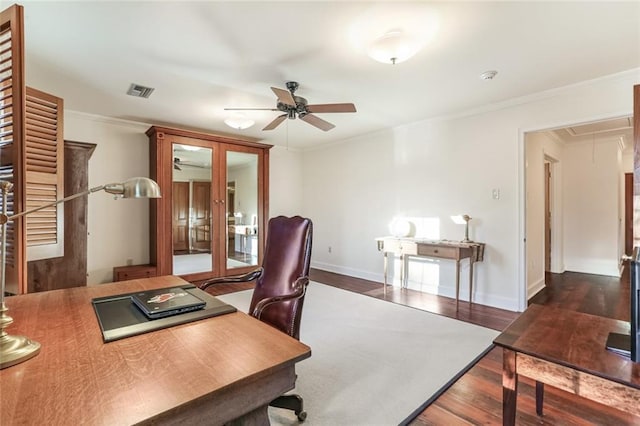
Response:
[375,237,484,310]
[494,304,640,425]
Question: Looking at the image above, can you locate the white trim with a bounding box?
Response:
[66,109,151,130]
[438,68,640,123]
[563,260,621,278]
[518,128,527,311]
[310,260,382,283]
[312,261,519,311]
[528,276,546,301]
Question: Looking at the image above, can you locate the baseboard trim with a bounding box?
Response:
[311,261,519,312]
[527,276,546,300]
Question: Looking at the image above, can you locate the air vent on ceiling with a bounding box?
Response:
[126,83,155,98]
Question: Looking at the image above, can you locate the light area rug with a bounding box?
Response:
[217,282,499,426]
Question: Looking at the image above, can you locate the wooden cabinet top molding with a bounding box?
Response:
[146,125,273,150]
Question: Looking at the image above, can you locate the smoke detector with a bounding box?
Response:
[480,70,498,80]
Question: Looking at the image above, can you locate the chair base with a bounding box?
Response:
[270,394,307,422]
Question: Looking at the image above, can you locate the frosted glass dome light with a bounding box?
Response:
[367,30,420,65]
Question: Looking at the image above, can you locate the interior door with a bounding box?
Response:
[172,181,189,253]
[192,181,211,252]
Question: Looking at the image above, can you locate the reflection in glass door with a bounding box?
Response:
[226,151,259,269]
[172,143,213,275]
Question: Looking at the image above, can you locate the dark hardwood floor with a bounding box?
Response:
[199,267,639,425]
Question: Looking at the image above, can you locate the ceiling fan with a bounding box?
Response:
[173,157,209,171]
[225,81,356,132]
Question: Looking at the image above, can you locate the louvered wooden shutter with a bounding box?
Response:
[0,4,26,294]
[24,87,63,259]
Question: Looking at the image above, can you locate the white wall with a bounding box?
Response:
[63,113,303,284]
[228,160,258,223]
[268,146,304,217]
[64,112,151,284]
[304,69,640,312]
[563,138,622,276]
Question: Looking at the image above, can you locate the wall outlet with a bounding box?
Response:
[328,246,332,253]
[492,188,500,200]
[126,258,133,266]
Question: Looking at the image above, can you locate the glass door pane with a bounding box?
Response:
[226,151,258,269]
[172,143,213,275]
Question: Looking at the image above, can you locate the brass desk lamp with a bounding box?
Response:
[0,177,161,369]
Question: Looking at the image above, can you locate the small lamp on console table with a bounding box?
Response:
[0,177,161,369]
[451,214,472,243]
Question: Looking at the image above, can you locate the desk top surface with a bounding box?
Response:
[494,304,640,388]
[376,236,483,248]
[0,275,311,425]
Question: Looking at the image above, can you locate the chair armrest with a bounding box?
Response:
[251,276,309,319]
[198,267,264,290]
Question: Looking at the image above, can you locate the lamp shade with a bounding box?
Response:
[104,177,161,199]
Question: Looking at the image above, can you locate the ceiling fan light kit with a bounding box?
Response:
[223,112,255,130]
[224,81,356,132]
[367,29,419,65]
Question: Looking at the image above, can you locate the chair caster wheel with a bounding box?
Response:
[297,410,307,422]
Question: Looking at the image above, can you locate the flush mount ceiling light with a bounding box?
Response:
[367,30,420,65]
[224,112,255,130]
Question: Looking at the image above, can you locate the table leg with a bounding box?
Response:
[455,260,460,311]
[383,252,388,296]
[400,254,405,289]
[535,381,544,416]
[469,259,474,305]
[502,349,518,426]
[401,254,410,289]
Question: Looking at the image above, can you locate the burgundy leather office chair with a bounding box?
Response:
[199,215,313,421]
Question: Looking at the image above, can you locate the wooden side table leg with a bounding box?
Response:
[469,259,474,305]
[455,260,461,311]
[502,348,518,426]
[383,252,388,296]
[402,254,409,289]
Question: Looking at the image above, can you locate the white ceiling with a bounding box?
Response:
[20,1,640,149]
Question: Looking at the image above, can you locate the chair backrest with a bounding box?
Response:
[249,216,313,340]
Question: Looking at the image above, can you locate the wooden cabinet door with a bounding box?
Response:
[148,126,270,281]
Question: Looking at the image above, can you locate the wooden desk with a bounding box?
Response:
[493,304,640,425]
[0,275,311,425]
[376,237,484,310]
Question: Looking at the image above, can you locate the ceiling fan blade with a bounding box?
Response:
[263,114,287,131]
[224,107,278,111]
[271,87,296,107]
[306,103,357,113]
[300,113,335,131]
